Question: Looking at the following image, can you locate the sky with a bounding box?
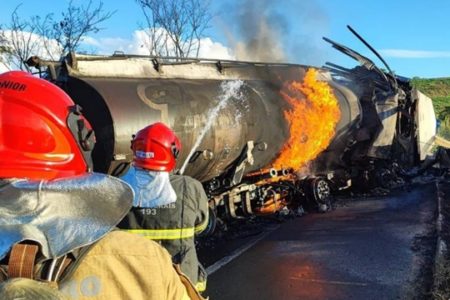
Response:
[1,0,450,78]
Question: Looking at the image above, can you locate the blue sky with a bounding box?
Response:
[1,0,450,78]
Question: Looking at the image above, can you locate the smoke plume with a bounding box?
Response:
[216,0,329,65]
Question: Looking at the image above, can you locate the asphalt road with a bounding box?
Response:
[204,183,437,300]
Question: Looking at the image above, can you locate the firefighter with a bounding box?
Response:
[118,122,210,292]
[0,71,203,300]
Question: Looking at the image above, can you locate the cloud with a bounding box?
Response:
[0,30,62,71]
[197,37,235,60]
[81,29,235,59]
[379,49,450,58]
[1,30,62,60]
[81,35,137,54]
[0,60,10,72]
[0,28,234,71]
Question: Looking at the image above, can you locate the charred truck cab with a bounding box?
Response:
[30,27,436,221]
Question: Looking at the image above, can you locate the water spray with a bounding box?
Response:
[179,80,245,175]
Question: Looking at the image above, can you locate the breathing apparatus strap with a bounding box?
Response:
[3,242,79,283]
[8,243,39,279]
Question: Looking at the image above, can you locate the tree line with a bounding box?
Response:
[0,0,212,72]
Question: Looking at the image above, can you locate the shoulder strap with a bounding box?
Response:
[2,242,92,284]
[57,243,95,284]
[8,243,39,279]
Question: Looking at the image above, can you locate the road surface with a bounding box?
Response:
[204,183,437,300]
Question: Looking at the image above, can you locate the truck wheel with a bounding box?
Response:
[309,177,331,212]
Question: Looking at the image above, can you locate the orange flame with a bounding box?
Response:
[272,68,341,171]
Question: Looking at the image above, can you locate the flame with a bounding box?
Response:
[272,68,341,170]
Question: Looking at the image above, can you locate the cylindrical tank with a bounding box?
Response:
[58,54,359,182]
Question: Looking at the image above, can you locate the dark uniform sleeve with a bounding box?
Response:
[191,179,209,235]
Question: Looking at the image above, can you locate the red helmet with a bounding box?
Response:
[131,122,181,172]
[0,71,95,180]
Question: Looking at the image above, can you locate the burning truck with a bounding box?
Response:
[29,27,436,222]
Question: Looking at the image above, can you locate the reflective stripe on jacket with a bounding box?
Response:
[125,217,208,240]
[118,174,209,287]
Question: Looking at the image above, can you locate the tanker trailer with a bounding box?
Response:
[35,53,350,216]
[27,27,435,219]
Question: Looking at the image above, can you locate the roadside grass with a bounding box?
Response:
[433,180,450,299]
[433,254,450,299]
[410,78,450,140]
[412,79,450,299]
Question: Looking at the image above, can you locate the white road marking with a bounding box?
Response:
[289,277,369,287]
[206,224,280,275]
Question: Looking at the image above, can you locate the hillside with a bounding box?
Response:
[410,77,450,117]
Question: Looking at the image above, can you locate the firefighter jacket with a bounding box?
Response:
[0,176,204,300]
[119,174,210,291]
[59,231,197,300]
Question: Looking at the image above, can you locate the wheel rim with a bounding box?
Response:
[313,179,330,203]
